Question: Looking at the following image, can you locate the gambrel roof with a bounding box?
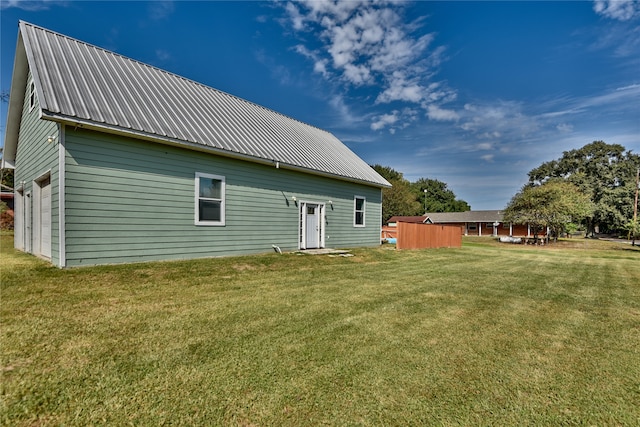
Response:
[3,21,390,188]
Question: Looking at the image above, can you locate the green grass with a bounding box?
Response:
[1,232,639,426]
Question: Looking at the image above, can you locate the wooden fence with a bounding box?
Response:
[396,222,462,250]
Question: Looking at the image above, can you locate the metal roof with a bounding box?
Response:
[8,21,390,188]
[425,210,504,223]
[387,216,427,224]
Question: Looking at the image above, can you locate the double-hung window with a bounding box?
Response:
[354,196,365,227]
[195,172,225,226]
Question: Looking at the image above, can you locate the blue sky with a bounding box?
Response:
[1,0,639,210]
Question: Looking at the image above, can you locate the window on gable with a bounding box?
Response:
[28,81,36,111]
[195,172,225,226]
[354,196,365,227]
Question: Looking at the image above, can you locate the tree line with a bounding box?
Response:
[504,141,640,243]
[372,164,470,224]
[372,140,640,244]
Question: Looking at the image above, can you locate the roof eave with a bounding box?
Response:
[44,112,392,189]
[2,29,29,170]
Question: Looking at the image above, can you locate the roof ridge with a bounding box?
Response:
[19,21,329,135]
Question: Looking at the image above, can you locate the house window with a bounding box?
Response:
[28,81,36,111]
[354,196,365,227]
[195,172,225,226]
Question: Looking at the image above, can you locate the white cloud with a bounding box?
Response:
[460,101,539,137]
[282,0,454,128]
[294,45,331,77]
[556,123,573,133]
[149,1,174,21]
[478,132,501,140]
[285,2,306,30]
[593,0,640,21]
[476,142,494,150]
[376,71,424,103]
[371,111,400,131]
[426,104,459,122]
[343,63,371,85]
[370,108,417,132]
[480,154,495,162]
[0,0,68,11]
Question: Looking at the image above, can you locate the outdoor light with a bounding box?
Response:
[291,196,296,202]
[47,135,55,144]
[423,189,428,213]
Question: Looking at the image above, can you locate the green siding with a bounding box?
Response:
[64,128,381,266]
[13,71,60,265]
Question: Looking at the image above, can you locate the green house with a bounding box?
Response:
[2,22,390,267]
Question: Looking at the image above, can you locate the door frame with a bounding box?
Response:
[299,201,325,250]
[32,172,52,259]
[24,190,32,254]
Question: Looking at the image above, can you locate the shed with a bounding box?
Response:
[2,22,390,267]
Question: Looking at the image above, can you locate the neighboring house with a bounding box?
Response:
[1,184,14,210]
[2,22,390,267]
[387,211,537,237]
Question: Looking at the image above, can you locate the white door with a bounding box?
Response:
[24,192,32,254]
[305,204,320,249]
[14,190,24,250]
[40,179,52,258]
[301,202,324,250]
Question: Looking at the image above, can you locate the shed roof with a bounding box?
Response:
[3,21,390,188]
[387,216,427,224]
[425,210,504,223]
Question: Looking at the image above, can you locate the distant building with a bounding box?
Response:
[387,210,537,237]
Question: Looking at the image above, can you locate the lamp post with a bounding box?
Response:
[634,168,639,223]
[633,168,639,246]
[423,189,428,214]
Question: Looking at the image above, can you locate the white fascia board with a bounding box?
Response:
[3,30,29,168]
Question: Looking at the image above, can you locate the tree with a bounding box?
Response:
[625,219,639,246]
[527,141,640,235]
[504,180,593,243]
[372,164,420,224]
[1,167,14,190]
[373,165,471,224]
[410,178,470,213]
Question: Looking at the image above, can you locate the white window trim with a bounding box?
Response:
[354,195,366,227]
[195,172,226,226]
[28,81,36,112]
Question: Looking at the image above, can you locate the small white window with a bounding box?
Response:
[28,81,36,111]
[354,196,365,227]
[195,172,225,226]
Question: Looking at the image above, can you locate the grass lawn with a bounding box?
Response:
[1,232,639,426]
